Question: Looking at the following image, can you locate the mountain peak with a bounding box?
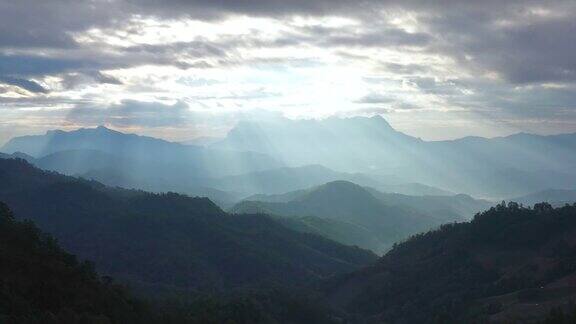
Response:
[92,125,121,134]
[301,180,375,203]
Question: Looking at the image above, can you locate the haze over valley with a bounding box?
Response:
[2,0,576,322]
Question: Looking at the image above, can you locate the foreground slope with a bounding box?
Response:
[0,202,150,323]
[0,158,376,296]
[326,202,576,323]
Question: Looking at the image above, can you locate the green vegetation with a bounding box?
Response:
[231,181,473,253]
[0,158,375,297]
[0,202,152,323]
[326,202,576,323]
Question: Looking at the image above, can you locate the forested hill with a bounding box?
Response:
[0,202,152,323]
[326,202,576,323]
[0,158,376,297]
[231,180,470,253]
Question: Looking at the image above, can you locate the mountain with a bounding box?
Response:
[0,151,35,162]
[512,189,576,207]
[24,145,453,204]
[214,116,576,198]
[29,149,244,207]
[231,181,468,253]
[325,202,576,323]
[180,136,223,146]
[0,126,286,206]
[0,202,151,323]
[0,158,376,297]
[365,189,492,221]
[213,164,452,198]
[212,164,344,195]
[214,115,422,173]
[1,126,282,178]
[0,200,348,324]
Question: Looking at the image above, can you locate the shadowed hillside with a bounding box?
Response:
[0,202,152,323]
[325,202,576,323]
[0,158,376,298]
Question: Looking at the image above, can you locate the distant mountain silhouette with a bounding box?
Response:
[0,126,290,206]
[213,164,452,197]
[231,181,476,253]
[0,151,35,162]
[2,126,282,178]
[512,188,576,206]
[27,149,244,206]
[8,142,454,206]
[0,158,376,296]
[365,189,492,221]
[214,115,421,173]
[325,202,576,323]
[5,117,576,198]
[180,136,223,146]
[214,116,576,198]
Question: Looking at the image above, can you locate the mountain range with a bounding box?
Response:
[0,158,375,297]
[214,116,576,198]
[5,117,576,201]
[2,126,282,179]
[231,181,490,253]
[3,115,576,323]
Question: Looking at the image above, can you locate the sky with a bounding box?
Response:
[1,0,576,144]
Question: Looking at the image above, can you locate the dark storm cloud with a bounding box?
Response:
[60,71,123,90]
[0,54,100,76]
[3,0,575,84]
[0,0,123,49]
[477,19,576,84]
[129,0,378,19]
[275,24,432,49]
[0,76,48,94]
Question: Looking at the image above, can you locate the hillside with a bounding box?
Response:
[325,202,576,323]
[365,189,492,221]
[231,181,466,253]
[0,158,376,297]
[0,202,151,323]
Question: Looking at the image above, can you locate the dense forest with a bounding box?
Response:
[0,202,152,323]
[0,201,351,324]
[0,158,374,296]
[326,202,576,323]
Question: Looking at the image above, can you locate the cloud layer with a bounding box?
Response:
[1,0,576,142]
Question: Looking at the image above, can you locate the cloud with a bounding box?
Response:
[66,100,192,128]
[0,76,48,93]
[356,93,396,104]
[60,72,122,90]
[1,0,576,140]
